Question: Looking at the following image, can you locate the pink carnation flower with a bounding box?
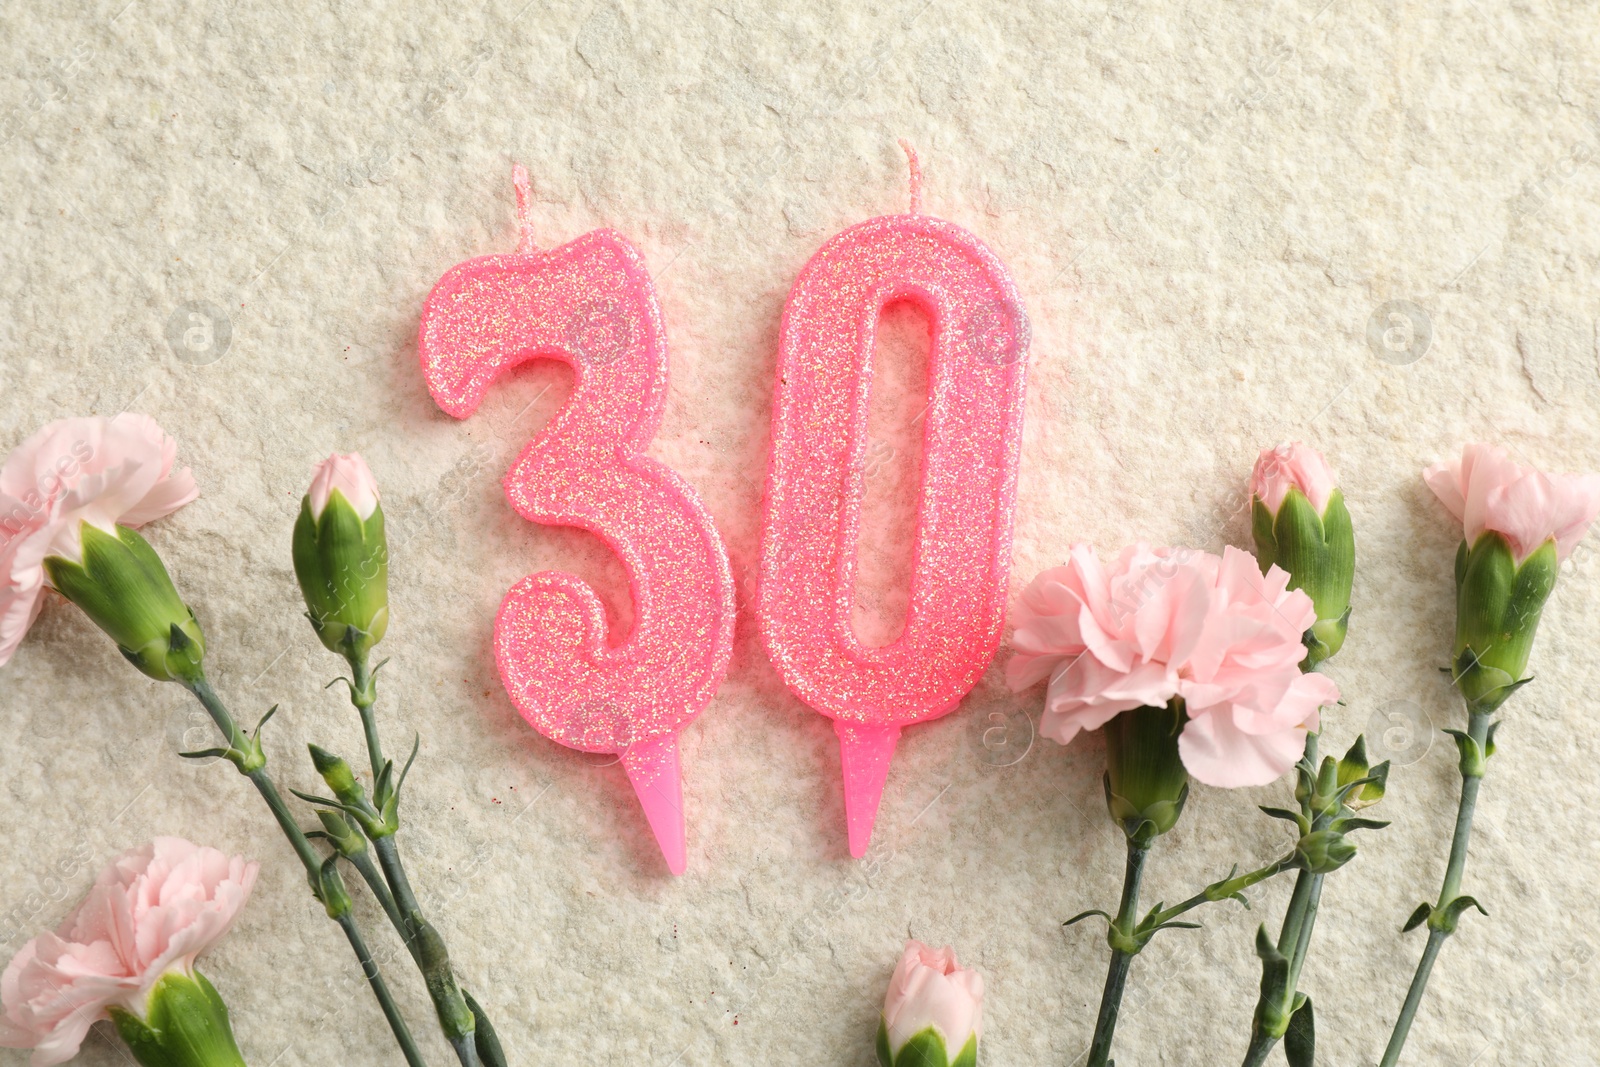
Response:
[881,940,983,1061]
[1007,544,1339,788]
[1251,441,1337,514]
[1423,443,1600,564]
[0,838,257,1067]
[0,414,198,667]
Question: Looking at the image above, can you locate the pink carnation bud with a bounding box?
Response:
[1423,443,1600,564]
[880,941,983,1064]
[306,452,380,521]
[0,838,257,1067]
[1250,441,1337,515]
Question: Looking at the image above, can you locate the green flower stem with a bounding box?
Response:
[373,836,481,1067]
[1087,840,1148,1067]
[334,910,429,1067]
[182,675,427,1067]
[1142,855,1296,930]
[1287,873,1325,991]
[1240,731,1329,1067]
[346,650,384,782]
[347,847,406,933]
[336,649,482,1067]
[1380,708,1492,1067]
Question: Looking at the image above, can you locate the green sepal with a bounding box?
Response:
[107,970,247,1067]
[950,1034,978,1067]
[462,989,508,1067]
[44,523,206,684]
[1284,995,1315,1067]
[1251,497,1279,573]
[877,1018,893,1067]
[1253,488,1354,667]
[1427,895,1487,934]
[1103,702,1191,845]
[888,1025,956,1067]
[293,492,389,658]
[1450,534,1557,711]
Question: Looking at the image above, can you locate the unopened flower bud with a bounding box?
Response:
[1295,828,1357,874]
[1249,443,1354,668]
[315,809,368,858]
[1424,444,1600,713]
[292,453,388,659]
[43,523,205,683]
[1335,734,1388,810]
[877,941,982,1067]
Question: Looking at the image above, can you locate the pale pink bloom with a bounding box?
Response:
[307,452,380,521]
[1424,443,1600,563]
[0,415,198,667]
[1008,544,1339,788]
[0,838,257,1067]
[1251,441,1337,515]
[881,940,983,1059]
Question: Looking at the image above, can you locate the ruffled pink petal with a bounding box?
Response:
[1178,705,1312,788]
[0,839,255,1063]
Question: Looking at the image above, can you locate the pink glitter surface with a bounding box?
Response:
[417,180,734,874]
[757,195,1030,856]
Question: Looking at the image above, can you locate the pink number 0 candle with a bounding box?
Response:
[417,166,735,875]
[758,145,1031,857]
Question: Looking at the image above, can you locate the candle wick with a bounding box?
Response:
[512,162,537,253]
[898,139,923,215]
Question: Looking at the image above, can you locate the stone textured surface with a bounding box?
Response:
[2,1,1600,1064]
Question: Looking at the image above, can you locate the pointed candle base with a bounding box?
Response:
[836,721,901,858]
[621,733,687,875]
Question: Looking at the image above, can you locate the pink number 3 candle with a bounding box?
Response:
[417,166,735,875]
[758,145,1031,857]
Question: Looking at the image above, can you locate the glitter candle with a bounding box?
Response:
[417,166,735,875]
[757,145,1031,857]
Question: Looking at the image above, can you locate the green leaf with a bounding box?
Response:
[1259,806,1311,834]
[1253,924,1294,1039]
[1402,903,1433,933]
[1429,895,1487,934]
[1064,909,1112,928]
[462,989,508,1067]
[1284,995,1315,1067]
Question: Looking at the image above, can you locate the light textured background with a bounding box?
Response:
[2,0,1599,1064]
